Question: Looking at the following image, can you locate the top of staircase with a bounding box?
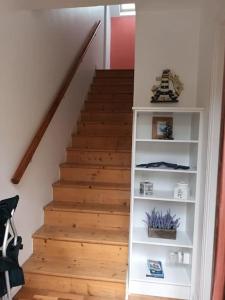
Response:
[95,69,134,78]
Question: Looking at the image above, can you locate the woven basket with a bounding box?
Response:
[148,227,177,240]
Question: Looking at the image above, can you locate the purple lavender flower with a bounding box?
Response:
[144,208,180,230]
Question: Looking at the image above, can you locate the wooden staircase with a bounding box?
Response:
[15,69,134,300]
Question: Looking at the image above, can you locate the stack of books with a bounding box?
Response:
[146,259,164,279]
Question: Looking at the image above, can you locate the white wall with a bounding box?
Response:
[0,6,104,268]
[110,4,120,17]
[2,0,132,11]
[104,6,111,68]
[104,4,121,69]
[134,8,201,107]
[195,1,225,299]
[5,0,201,11]
[133,1,225,299]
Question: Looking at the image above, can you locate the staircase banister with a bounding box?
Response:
[11,20,101,185]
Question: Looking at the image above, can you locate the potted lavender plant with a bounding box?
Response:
[144,209,180,240]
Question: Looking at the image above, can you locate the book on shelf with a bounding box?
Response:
[146,259,164,279]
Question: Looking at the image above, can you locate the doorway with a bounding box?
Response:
[105,3,136,69]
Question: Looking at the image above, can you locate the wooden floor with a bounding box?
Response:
[129,295,178,300]
[14,292,177,300]
[15,70,134,300]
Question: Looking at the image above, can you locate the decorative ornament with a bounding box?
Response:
[151,69,184,103]
[139,181,154,196]
[174,182,190,200]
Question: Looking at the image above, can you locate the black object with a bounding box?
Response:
[151,69,179,103]
[136,162,190,170]
[0,195,24,297]
[160,124,173,140]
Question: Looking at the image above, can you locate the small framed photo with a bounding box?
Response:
[152,116,173,139]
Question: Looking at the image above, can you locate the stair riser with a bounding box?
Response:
[72,136,132,150]
[53,186,130,206]
[33,239,128,263]
[93,78,134,85]
[96,70,134,78]
[15,288,125,300]
[84,102,132,112]
[77,123,132,136]
[24,273,125,298]
[87,93,133,102]
[60,167,131,184]
[44,210,129,231]
[81,112,132,123]
[67,150,131,166]
[91,85,133,94]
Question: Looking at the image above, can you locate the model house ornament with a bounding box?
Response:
[151,69,184,103]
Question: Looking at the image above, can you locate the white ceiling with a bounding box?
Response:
[3,0,202,11]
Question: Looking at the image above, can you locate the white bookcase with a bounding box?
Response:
[128,107,203,300]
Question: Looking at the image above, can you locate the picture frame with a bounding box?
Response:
[152,116,173,139]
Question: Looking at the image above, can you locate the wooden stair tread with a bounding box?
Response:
[129,296,177,300]
[91,84,133,88]
[53,180,130,191]
[66,147,131,153]
[46,201,129,215]
[76,133,132,137]
[83,109,132,113]
[81,110,132,114]
[95,70,134,78]
[72,135,132,140]
[15,287,123,300]
[78,119,132,123]
[92,82,133,85]
[73,134,132,138]
[88,91,133,94]
[77,120,132,126]
[15,287,85,299]
[85,106,132,108]
[87,99,133,103]
[34,225,128,245]
[60,163,131,170]
[75,124,132,129]
[96,69,134,71]
[23,255,127,283]
[93,82,134,86]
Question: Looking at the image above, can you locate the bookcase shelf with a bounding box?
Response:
[129,107,203,300]
[134,190,196,203]
[133,228,193,248]
[136,139,199,144]
[135,167,197,174]
[131,260,191,287]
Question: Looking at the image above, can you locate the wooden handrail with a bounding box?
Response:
[11,20,101,184]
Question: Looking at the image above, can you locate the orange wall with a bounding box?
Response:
[110,16,135,69]
[212,65,225,300]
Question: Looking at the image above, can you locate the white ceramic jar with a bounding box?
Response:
[174,182,190,200]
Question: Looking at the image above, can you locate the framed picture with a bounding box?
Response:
[152,116,173,139]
